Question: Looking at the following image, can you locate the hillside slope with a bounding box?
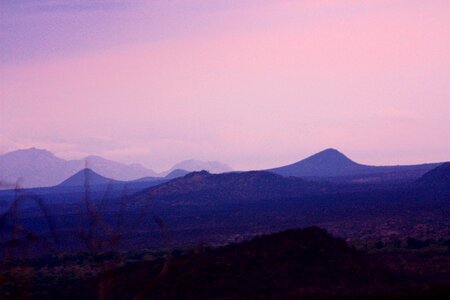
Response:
[416,162,450,186]
[137,170,327,205]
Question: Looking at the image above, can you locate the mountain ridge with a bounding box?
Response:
[0,148,157,188]
[137,170,326,205]
[160,159,232,176]
[1,147,444,188]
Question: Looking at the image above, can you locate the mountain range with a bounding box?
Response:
[0,148,157,188]
[0,148,231,188]
[57,168,194,189]
[0,147,446,188]
[142,159,447,200]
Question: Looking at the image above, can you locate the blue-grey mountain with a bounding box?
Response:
[0,148,157,188]
[267,148,442,182]
[56,168,122,187]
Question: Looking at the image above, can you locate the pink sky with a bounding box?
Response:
[1,0,449,171]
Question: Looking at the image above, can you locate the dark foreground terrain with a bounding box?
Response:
[1,227,450,299]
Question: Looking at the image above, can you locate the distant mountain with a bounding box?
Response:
[82,155,157,181]
[268,148,441,182]
[0,148,157,188]
[133,169,190,183]
[416,162,450,186]
[268,149,363,177]
[57,168,121,187]
[164,169,190,179]
[138,170,325,204]
[161,159,232,176]
[131,176,161,183]
[0,148,78,188]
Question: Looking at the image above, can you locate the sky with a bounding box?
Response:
[1,0,449,172]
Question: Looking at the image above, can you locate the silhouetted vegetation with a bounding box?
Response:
[1,227,450,299]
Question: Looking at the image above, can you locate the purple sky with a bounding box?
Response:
[1,0,449,171]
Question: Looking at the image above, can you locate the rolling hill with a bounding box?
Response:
[138,170,327,204]
[416,162,450,186]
